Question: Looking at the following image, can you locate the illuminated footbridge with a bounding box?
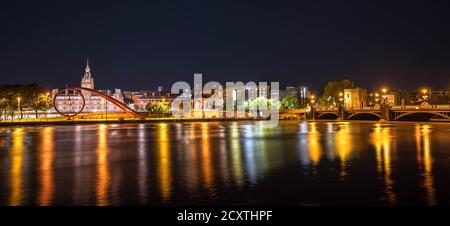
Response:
[53,87,144,119]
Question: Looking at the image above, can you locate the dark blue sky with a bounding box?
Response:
[1,0,450,92]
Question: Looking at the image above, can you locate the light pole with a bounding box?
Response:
[381,88,388,105]
[374,93,380,107]
[338,92,344,119]
[309,94,315,120]
[17,97,21,120]
[310,95,315,106]
[421,88,428,101]
[45,92,50,118]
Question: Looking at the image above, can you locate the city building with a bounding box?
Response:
[279,86,298,99]
[278,85,309,107]
[430,90,449,104]
[344,88,367,109]
[128,89,173,111]
[52,60,124,113]
[297,86,309,106]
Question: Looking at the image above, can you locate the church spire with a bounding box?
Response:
[85,58,90,73]
[81,58,94,89]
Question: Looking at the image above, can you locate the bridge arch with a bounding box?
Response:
[393,111,450,121]
[347,112,381,120]
[54,87,143,118]
[316,112,339,119]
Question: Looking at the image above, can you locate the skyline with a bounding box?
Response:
[2,1,450,218]
[1,0,450,91]
[2,58,448,93]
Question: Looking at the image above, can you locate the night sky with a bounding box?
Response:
[1,0,450,92]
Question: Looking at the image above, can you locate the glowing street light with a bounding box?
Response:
[310,94,315,105]
[338,92,344,109]
[374,93,380,103]
[17,97,21,120]
[421,88,429,101]
[381,88,388,104]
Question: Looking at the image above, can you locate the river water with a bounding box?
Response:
[0,121,449,206]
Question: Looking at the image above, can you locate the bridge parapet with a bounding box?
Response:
[290,105,450,121]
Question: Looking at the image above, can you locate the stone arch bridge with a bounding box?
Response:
[312,105,450,121]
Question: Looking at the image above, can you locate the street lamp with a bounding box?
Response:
[421,88,428,101]
[310,95,315,105]
[381,88,388,104]
[17,97,21,120]
[338,92,344,108]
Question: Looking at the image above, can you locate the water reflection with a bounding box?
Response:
[336,123,352,179]
[73,125,92,204]
[96,124,110,206]
[39,127,54,206]
[370,123,397,205]
[9,128,24,206]
[307,122,322,165]
[0,121,448,206]
[185,124,200,194]
[157,123,171,202]
[229,122,244,187]
[415,124,436,206]
[137,124,148,203]
[200,123,215,196]
[218,126,231,187]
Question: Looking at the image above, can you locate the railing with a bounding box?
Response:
[315,105,450,111]
[392,105,450,110]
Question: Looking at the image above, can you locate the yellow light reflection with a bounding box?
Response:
[230,123,244,187]
[370,123,397,205]
[9,128,24,206]
[158,123,171,202]
[336,123,351,178]
[185,124,199,193]
[96,124,110,206]
[39,127,54,206]
[307,122,321,165]
[415,124,436,206]
[200,123,215,195]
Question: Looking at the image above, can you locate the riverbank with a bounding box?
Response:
[1,117,449,127]
[0,117,265,127]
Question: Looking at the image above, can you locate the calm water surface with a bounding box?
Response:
[0,121,449,206]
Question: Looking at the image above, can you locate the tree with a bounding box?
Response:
[0,83,52,120]
[145,99,171,117]
[0,97,7,120]
[30,93,53,118]
[320,80,356,107]
[246,97,278,117]
[248,96,272,109]
[280,95,298,110]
